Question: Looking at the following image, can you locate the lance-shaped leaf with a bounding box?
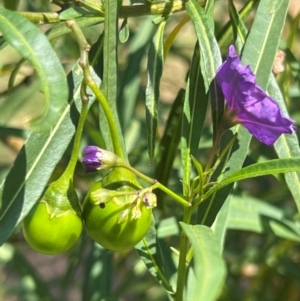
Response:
[101,0,127,159]
[181,45,208,195]
[185,0,222,91]
[0,8,68,131]
[202,158,300,201]
[145,20,166,160]
[227,195,300,242]
[181,223,226,301]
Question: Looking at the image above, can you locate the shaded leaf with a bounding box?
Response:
[118,17,154,131]
[181,45,208,195]
[145,20,166,160]
[82,242,114,301]
[119,18,130,43]
[227,195,300,241]
[135,217,174,294]
[155,89,184,208]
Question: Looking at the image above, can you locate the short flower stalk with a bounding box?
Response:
[81,146,191,207]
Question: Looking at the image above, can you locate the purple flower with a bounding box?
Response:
[216,45,295,146]
[82,146,122,173]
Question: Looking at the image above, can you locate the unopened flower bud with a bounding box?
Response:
[82,146,123,172]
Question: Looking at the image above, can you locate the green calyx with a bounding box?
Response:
[41,177,81,219]
[102,166,142,190]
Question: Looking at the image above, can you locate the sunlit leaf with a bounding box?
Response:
[185,0,221,91]
[101,0,127,159]
[181,223,226,301]
[203,158,300,201]
[0,8,68,132]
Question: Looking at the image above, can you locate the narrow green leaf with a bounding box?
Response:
[269,78,300,213]
[101,0,127,158]
[155,89,184,208]
[240,0,289,85]
[228,0,248,48]
[145,20,166,160]
[118,17,154,131]
[59,6,103,20]
[268,0,285,14]
[82,242,114,301]
[180,223,226,301]
[191,156,204,196]
[135,217,174,294]
[119,18,130,43]
[0,127,29,140]
[211,195,232,252]
[185,0,222,91]
[181,45,208,195]
[0,8,68,132]
[227,195,300,241]
[0,65,100,245]
[203,158,300,201]
[156,217,180,238]
[217,0,260,52]
[59,7,90,20]
[47,17,104,41]
[204,0,215,29]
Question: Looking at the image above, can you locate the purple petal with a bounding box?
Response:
[82,146,103,172]
[216,45,295,146]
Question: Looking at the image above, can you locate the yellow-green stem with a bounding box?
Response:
[61,92,89,181]
[175,206,193,301]
[66,20,124,160]
[87,82,125,160]
[18,1,206,24]
[121,163,191,208]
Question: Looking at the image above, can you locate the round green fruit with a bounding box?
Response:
[22,202,83,255]
[82,185,152,252]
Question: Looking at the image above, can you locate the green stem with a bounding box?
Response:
[118,0,190,18]
[60,88,89,181]
[87,83,124,160]
[19,12,60,23]
[18,1,206,24]
[141,238,175,294]
[121,163,191,208]
[66,20,124,160]
[175,206,193,301]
